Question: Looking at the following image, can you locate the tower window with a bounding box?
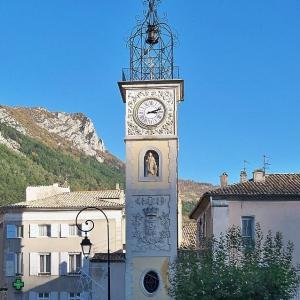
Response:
[144,150,159,177]
[143,271,159,294]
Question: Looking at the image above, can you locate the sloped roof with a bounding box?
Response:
[91,252,125,262]
[1,190,124,210]
[181,222,197,249]
[190,174,300,220]
[208,174,300,196]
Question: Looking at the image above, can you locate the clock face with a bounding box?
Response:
[134,98,166,127]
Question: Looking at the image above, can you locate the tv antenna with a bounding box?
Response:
[263,155,271,173]
[243,160,249,172]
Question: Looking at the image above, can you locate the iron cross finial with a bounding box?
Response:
[146,0,160,12]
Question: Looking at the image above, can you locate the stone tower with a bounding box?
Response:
[119,1,184,299]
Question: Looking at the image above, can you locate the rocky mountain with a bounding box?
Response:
[179,179,218,221]
[0,105,105,162]
[0,105,215,217]
[0,105,124,204]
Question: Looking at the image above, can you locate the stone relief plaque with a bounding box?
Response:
[130,195,170,251]
[127,89,175,136]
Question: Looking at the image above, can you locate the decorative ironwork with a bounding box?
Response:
[143,271,160,294]
[125,0,177,81]
[75,207,111,300]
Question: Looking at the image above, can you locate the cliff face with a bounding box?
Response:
[0,105,105,162]
[0,105,214,216]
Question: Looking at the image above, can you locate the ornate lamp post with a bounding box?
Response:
[75,207,111,300]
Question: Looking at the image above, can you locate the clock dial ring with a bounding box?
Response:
[134,98,166,128]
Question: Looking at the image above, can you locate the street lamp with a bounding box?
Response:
[75,207,111,300]
[80,236,92,258]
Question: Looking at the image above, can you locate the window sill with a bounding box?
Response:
[68,272,81,276]
[38,273,51,276]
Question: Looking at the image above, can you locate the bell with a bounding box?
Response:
[146,24,159,45]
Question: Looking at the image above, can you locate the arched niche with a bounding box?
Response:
[139,147,162,182]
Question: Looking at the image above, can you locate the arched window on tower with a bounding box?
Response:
[144,150,159,177]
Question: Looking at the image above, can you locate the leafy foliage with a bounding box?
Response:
[169,225,300,300]
[182,200,198,217]
[0,123,125,205]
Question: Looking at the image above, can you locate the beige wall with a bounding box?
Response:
[131,257,170,300]
[228,200,300,264]
[194,199,300,266]
[0,208,124,299]
[125,138,179,299]
[126,139,174,190]
[92,262,125,300]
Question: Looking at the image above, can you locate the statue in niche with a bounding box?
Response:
[144,150,159,177]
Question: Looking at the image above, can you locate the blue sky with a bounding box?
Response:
[0,0,299,185]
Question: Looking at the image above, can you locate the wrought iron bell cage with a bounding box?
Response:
[124,0,178,81]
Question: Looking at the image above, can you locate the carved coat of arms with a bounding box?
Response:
[130,195,170,251]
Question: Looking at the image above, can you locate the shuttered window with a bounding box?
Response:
[38,225,51,237]
[69,254,82,274]
[39,254,51,274]
[241,216,255,246]
[5,252,15,276]
[38,293,49,300]
[69,293,81,300]
[15,252,23,275]
[69,224,81,236]
[6,225,23,238]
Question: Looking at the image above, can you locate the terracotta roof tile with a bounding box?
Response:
[91,252,125,262]
[208,174,300,197]
[181,222,197,249]
[190,174,300,219]
[1,190,124,210]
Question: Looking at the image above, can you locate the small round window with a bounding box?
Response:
[143,271,159,294]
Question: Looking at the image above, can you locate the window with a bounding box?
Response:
[16,225,23,238]
[39,254,51,274]
[69,224,81,236]
[69,254,81,274]
[6,224,23,238]
[143,271,159,294]
[38,225,51,237]
[5,252,15,276]
[38,293,49,300]
[241,216,254,246]
[69,293,81,300]
[15,252,23,275]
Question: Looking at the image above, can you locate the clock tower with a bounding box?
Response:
[119,1,184,299]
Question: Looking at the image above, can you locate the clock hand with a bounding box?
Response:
[147,108,162,114]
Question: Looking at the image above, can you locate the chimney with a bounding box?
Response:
[253,169,265,182]
[220,172,228,187]
[240,170,248,183]
[26,183,70,202]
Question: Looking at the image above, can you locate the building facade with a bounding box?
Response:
[0,184,125,300]
[190,171,300,265]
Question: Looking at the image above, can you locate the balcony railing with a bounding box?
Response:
[121,66,180,81]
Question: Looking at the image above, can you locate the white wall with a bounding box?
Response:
[228,200,300,264]
[212,205,229,238]
[91,262,125,300]
[26,184,70,201]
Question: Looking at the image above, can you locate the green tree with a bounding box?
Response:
[0,123,125,204]
[169,225,300,300]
